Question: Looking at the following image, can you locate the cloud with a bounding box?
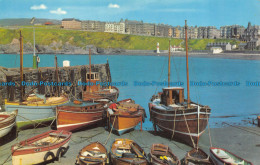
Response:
[108,3,120,8]
[30,4,47,10]
[50,8,67,15]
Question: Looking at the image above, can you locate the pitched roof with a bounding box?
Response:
[62,18,81,22]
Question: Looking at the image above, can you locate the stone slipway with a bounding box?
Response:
[0,126,259,164]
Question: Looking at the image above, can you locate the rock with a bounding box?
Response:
[86,45,98,54]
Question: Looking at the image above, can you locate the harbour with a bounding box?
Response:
[0,125,259,164]
[0,24,259,164]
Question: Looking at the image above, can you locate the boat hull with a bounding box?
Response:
[57,104,107,132]
[110,114,142,135]
[12,130,71,165]
[184,148,214,165]
[12,141,70,165]
[5,98,69,128]
[210,147,253,165]
[149,103,211,147]
[0,122,16,138]
[0,110,17,138]
[150,144,181,165]
[77,142,108,165]
[110,139,148,165]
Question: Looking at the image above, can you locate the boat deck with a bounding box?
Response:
[0,126,259,164]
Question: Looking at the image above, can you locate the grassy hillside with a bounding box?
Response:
[0,26,241,50]
[0,18,61,26]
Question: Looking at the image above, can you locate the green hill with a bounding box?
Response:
[0,26,241,50]
[0,18,61,26]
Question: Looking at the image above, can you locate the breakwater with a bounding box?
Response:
[0,63,111,103]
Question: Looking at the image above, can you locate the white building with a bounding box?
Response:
[105,22,125,34]
[211,47,223,54]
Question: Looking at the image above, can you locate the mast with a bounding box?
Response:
[185,20,190,108]
[19,31,24,102]
[55,55,60,97]
[168,40,171,87]
[88,48,92,93]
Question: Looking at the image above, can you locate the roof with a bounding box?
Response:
[62,18,81,22]
[163,87,184,90]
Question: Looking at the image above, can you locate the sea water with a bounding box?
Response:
[1,54,260,130]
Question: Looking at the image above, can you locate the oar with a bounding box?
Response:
[130,144,150,163]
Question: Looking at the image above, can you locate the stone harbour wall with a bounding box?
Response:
[0,63,111,102]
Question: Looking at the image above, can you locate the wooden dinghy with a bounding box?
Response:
[210,147,253,165]
[107,99,146,135]
[184,148,214,165]
[150,144,181,165]
[56,101,107,132]
[110,139,149,165]
[12,130,72,165]
[0,110,17,138]
[76,142,108,165]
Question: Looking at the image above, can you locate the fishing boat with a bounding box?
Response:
[5,95,69,127]
[107,99,146,135]
[82,48,119,103]
[56,101,107,132]
[184,148,214,165]
[76,142,108,165]
[12,130,72,165]
[0,110,17,138]
[150,144,181,165]
[5,32,69,129]
[210,147,253,165]
[148,20,211,147]
[110,139,149,165]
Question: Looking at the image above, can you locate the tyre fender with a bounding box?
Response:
[44,151,55,162]
[56,147,67,160]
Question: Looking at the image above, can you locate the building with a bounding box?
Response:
[241,22,260,42]
[104,22,125,34]
[143,23,155,36]
[81,20,105,32]
[220,25,245,39]
[238,43,247,50]
[211,47,223,54]
[206,42,233,51]
[62,18,81,30]
[247,38,260,50]
[44,22,53,25]
[125,19,144,35]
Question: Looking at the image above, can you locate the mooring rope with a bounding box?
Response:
[206,108,213,148]
[182,110,196,148]
[104,115,117,145]
[170,109,177,140]
[223,122,260,136]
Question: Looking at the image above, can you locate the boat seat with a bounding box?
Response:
[49,133,68,138]
[122,153,136,158]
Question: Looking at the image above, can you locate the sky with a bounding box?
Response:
[0,0,259,28]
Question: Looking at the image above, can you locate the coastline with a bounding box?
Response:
[2,51,260,60]
[0,126,259,164]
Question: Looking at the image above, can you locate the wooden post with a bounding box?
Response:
[168,40,171,87]
[88,48,92,93]
[185,20,190,108]
[19,31,24,102]
[55,56,60,97]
